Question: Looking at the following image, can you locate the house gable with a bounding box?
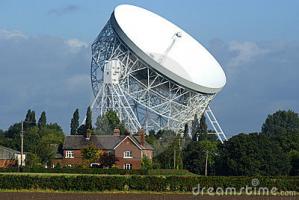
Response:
[113,136,142,150]
[114,136,143,169]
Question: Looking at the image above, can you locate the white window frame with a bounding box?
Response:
[123,163,132,170]
[65,150,74,158]
[123,151,132,158]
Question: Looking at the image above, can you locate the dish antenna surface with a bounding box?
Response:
[89,4,227,142]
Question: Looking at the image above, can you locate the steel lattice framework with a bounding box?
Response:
[90,20,227,142]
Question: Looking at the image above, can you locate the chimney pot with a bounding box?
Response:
[113,128,120,136]
[85,129,92,140]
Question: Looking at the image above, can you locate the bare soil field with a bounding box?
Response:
[0,192,297,200]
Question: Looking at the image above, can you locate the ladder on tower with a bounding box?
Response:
[205,106,228,143]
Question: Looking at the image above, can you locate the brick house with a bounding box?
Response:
[53,129,153,169]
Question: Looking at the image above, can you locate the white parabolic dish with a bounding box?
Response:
[110,4,226,94]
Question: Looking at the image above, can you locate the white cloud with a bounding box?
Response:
[227,41,268,68]
[0,30,91,132]
[208,40,299,135]
[0,29,27,40]
[65,38,88,51]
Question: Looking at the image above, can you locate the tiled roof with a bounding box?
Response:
[133,136,154,150]
[0,145,19,160]
[63,135,153,150]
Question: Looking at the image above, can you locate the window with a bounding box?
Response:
[123,151,132,158]
[123,163,132,170]
[65,151,74,158]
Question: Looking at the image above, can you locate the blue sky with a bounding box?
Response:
[0,0,299,136]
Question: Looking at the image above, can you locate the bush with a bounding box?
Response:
[147,169,195,176]
[0,174,297,192]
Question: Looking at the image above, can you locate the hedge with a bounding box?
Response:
[0,174,298,192]
[0,168,195,176]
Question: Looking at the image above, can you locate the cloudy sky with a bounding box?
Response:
[0,0,298,137]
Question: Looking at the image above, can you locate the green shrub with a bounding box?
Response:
[0,174,297,192]
[147,169,195,176]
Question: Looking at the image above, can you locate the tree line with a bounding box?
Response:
[147,110,299,176]
[0,110,64,167]
[0,108,298,176]
[70,107,127,136]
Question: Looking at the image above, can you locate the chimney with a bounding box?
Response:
[85,129,92,141]
[113,128,120,136]
[124,129,131,136]
[138,128,145,146]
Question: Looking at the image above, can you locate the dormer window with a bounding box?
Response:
[65,150,74,158]
[123,151,132,158]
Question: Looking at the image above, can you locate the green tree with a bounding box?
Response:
[95,110,126,135]
[191,114,200,141]
[150,130,176,159]
[81,145,101,164]
[155,135,183,169]
[95,115,111,134]
[262,110,299,136]
[85,106,92,130]
[29,111,36,126]
[183,123,188,137]
[198,115,208,141]
[38,111,47,129]
[261,110,299,153]
[23,126,40,154]
[183,140,218,175]
[0,129,7,147]
[37,142,57,165]
[4,123,21,139]
[24,109,36,128]
[36,124,64,165]
[25,109,32,123]
[70,109,79,135]
[47,123,63,131]
[289,150,299,175]
[141,155,153,170]
[216,133,291,176]
[0,110,65,167]
[183,124,191,143]
[99,152,117,168]
[25,152,41,168]
[77,124,86,135]
[191,114,213,141]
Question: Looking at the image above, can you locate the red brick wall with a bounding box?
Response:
[52,150,83,167]
[0,159,16,168]
[53,137,153,169]
[142,149,153,160]
[53,149,112,167]
[114,137,142,169]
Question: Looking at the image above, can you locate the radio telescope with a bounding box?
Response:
[89,5,227,142]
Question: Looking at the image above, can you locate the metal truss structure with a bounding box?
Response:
[90,20,227,142]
